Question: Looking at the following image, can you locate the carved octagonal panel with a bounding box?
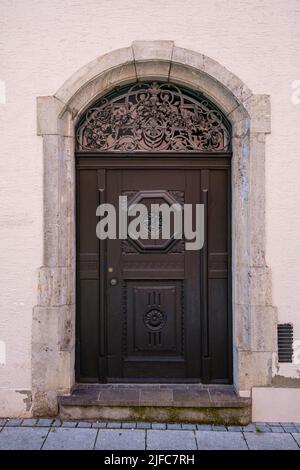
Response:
[124,189,184,253]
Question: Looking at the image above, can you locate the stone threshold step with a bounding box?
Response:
[58,384,251,424]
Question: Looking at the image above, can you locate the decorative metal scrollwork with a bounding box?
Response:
[76,82,231,152]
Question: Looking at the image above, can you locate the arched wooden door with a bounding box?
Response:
[75,82,232,383]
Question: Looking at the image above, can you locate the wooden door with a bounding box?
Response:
[76,161,231,383]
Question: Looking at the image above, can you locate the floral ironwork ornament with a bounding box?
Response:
[76,82,231,152]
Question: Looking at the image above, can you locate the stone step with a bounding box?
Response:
[59,384,251,425]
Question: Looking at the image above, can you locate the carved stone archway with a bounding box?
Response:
[34,41,276,415]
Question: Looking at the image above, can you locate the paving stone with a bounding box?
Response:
[292,433,300,447]
[282,425,297,433]
[136,422,151,429]
[147,430,197,450]
[196,431,247,450]
[270,426,285,433]
[62,421,77,427]
[182,424,197,430]
[244,432,299,450]
[37,418,53,427]
[242,424,256,432]
[51,419,62,427]
[167,423,182,430]
[95,429,145,450]
[255,425,270,432]
[227,426,243,432]
[21,419,38,427]
[0,419,7,427]
[152,423,166,430]
[295,425,300,433]
[212,425,227,431]
[107,422,122,428]
[43,427,97,450]
[267,422,281,426]
[92,422,107,428]
[0,427,48,450]
[6,419,23,427]
[122,422,137,429]
[197,424,212,431]
[77,422,92,428]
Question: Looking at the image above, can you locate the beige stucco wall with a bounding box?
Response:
[0,0,300,416]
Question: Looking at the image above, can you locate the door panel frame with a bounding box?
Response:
[75,152,232,384]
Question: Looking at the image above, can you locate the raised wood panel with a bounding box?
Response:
[126,281,183,356]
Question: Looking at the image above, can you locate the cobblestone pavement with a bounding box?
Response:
[0,419,300,450]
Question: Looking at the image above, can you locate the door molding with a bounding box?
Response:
[34,41,276,415]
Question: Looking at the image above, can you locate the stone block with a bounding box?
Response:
[292,433,300,446]
[169,62,239,116]
[68,63,137,117]
[106,422,122,428]
[37,267,73,307]
[182,424,196,430]
[62,421,77,427]
[203,55,252,105]
[51,419,62,427]
[236,351,273,390]
[196,431,247,450]
[43,427,97,450]
[227,426,243,432]
[167,423,182,430]
[6,419,23,427]
[147,430,197,450]
[197,424,212,431]
[37,418,53,427]
[132,40,174,62]
[37,96,65,136]
[136,422,151,429]
[121,422,137,429]
[92,422,107,428]
[135,61,170,81]
[31,390,58,417]
[95,429,145,450]
[244,432,298,450]
[250,306,277,351]
[243,94,271,134]
[77,421,92,428]
[172,46,205,71]
[152,423,166,430]
[0,427,48,450]
[234,304,251,350]
[212,425,227,431]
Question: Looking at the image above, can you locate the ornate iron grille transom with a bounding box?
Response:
[76,82,231,152]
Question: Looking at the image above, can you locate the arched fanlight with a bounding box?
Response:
[76,81,231,152]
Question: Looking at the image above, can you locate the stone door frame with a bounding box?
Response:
[34,41,276,415]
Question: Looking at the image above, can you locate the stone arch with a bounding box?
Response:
[34,41,276,415]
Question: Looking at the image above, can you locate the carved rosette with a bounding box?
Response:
[76,82,231,152]
[144,308,166,331]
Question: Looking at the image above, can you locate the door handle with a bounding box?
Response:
[110,278,118,286]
